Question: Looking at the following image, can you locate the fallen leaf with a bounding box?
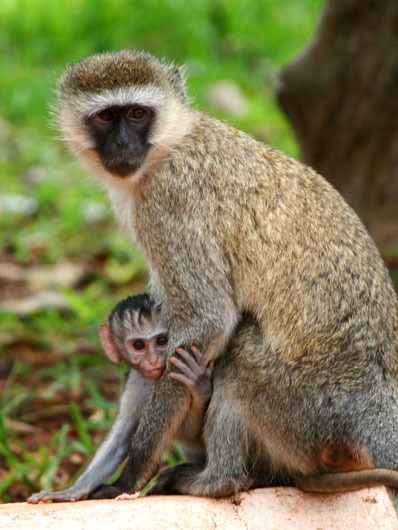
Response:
[0,262,25,282]
[0,291,70,314]
[116,492,140,500]
[0,194,38,216]
[26,262,86,289]
[206,81,249,117]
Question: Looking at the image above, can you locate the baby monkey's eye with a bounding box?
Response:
[156,336,168,346]
[132,340,145,350]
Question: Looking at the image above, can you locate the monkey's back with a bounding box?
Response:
[155,111,397,365]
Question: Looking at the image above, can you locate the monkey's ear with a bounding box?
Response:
[169,65,186,100]
[98,322,121,364]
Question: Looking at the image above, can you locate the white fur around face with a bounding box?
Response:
[59,84,196,184]
[71,85,168,117]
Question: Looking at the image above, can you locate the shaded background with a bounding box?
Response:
[0,0,396,502]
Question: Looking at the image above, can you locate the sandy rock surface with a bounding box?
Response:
[1,486,397,530]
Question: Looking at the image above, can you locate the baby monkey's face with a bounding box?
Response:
[99,308,168,379]
[122,325,168,379]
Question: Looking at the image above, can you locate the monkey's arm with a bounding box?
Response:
[169,346,213,440]
[27,371,153,503]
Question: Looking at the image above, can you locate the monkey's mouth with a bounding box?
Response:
[144,367,164,379]
[102,157,143,178]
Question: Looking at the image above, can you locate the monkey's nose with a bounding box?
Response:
[149,358,159,366]
[116,138,131,149]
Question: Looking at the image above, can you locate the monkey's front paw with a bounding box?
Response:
[88,484,125,499]
[27,491,52,504]
[27,489,88,503]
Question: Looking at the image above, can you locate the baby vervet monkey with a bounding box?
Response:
[100,294,213,449]
[28,294,213,503]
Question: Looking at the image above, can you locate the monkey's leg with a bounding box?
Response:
[147,398,254,497]
[89,376,191,499]
[27,371,146,503]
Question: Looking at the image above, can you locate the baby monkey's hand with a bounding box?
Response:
[168,346,214,407]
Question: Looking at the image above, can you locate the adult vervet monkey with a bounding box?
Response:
[29,50,398,501]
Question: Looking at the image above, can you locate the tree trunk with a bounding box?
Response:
[276,0,398,250]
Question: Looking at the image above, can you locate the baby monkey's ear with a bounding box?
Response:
[98,321,121,363]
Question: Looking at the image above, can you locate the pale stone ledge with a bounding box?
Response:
[1,486,397,530]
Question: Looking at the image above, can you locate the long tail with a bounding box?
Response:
[296,468,398,493]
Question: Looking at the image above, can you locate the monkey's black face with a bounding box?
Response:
[87,105,154,177]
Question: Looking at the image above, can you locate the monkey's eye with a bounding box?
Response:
[97,109,116,122]
[132,340,145,350]
[156,336,168,346]
[127,107,147,121]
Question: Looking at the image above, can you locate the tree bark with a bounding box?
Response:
[276,0,398,249]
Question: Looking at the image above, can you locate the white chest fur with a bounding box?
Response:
[106,185,137,237]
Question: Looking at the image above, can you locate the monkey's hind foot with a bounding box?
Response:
[145,463,203,496]
[88,484,126,499]
[146,463,254,497]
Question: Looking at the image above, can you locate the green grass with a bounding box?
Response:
[0,0,329,502]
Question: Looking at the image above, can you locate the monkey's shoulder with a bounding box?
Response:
[161,112,332,194]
